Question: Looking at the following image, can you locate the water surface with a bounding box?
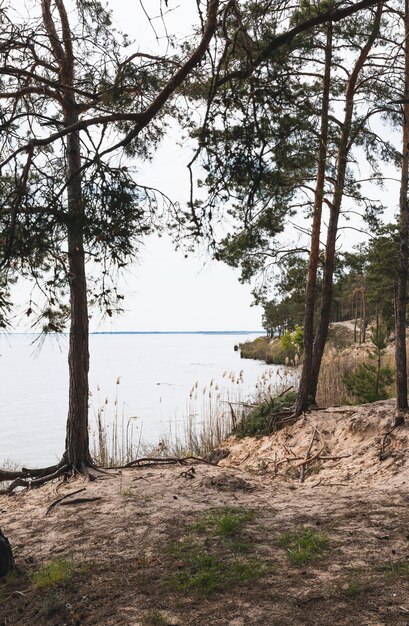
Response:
[0,332,284,466]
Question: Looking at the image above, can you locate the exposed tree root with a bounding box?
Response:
[123,455,219,469]
[0,458,106,495]
[0,455,220,495]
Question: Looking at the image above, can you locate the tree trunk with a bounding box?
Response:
[64,120,91,468]
[395,0,409,411]
[42,0,92,467]
[308,4,383,402]
[294,23,332,415]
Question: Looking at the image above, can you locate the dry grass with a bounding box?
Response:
[316,344,396,407]
[90,369,297,465]
[90,378,143,467]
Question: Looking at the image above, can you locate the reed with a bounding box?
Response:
[90,378,143,466]
[91,368,296,465]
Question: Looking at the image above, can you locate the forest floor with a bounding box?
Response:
[2,399,409,625]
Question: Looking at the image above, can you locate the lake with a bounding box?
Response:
[0,332,289,467]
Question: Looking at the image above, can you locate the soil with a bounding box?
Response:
[2,400,409,626]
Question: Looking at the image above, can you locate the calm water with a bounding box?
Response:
[0,332,284,466]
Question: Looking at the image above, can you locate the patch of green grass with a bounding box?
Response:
[345,581,360,597]
[166,539,265,595]
[277,527,327,565]
[122,487,137,498]
[190,507,255,539]
[31,558,75,590]
[381,561,409,578]
[142,610,173,626]
[163,506,268,595]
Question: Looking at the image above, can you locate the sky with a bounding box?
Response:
[101,1,264,332]
[8,1,401,333]
[9,0,264,333]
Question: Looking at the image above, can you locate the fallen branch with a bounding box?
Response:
[379,422,401,461]
[123,456,219,469]
[296,444,326,471]
[299,426,319,483]
[275,385,294,398]
[59,497,102,506]
[45,487,86,516]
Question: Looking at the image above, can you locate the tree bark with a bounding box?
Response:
[308,3,383,403]
[395,0,409,411]
[42,0,91,467]
[294,23,332,415]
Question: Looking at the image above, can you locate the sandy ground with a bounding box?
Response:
[1,400,409,625]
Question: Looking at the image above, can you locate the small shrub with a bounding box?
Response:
[343,323,394,404]
[280,326,304,365]
[343,363,393,403]
[142,611,173,626]
[235,391,296,437]
[277,527,327,565]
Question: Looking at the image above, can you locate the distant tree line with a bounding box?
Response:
[262,224,400,341]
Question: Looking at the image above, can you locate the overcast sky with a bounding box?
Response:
[100,0,264,331]
[8,1,264,332]
[10,1,400,333]
[102,1,264,332]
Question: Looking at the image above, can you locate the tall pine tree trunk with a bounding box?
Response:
[42,0,92,467]
[294,23,332,416]
[395,0,409,412]
[308,3,383,403]
[64,112,92,468]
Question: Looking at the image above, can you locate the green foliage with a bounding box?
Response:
[142,611,173,626]
[343,363,393,404]
[235,391,296,437]
[277,527,327,565]
[280,326,304,365]
[381,561,409,578]
[345,581,361,598]
[167,539,263,594]
[343,324,393,403]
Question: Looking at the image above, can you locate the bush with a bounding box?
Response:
[343,323,393,403]
[234,391,296,437]
[343,363,393,403]
[280,326,304,365]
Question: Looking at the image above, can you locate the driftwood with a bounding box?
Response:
[0,462,71,495]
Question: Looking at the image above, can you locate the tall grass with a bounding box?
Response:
[316,345,396,407]
[90,368,297,466]
[90,377,143,466]
[167,368,297,455]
